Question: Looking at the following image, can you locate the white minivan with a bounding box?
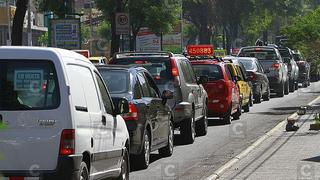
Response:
[0,47,130,180]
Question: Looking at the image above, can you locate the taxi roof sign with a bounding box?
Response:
[187,45,214,56]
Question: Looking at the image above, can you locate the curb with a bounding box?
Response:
[205,95,320,180]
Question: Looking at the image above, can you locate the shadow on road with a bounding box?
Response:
[303,156,320,163]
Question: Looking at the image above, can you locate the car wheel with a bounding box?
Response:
[196,105,208,136]
[262,86,270,101]
[79,162,89,180]
[243,101,250,113]
[118,148,129,180]
[222,105,232,125]
[135,132,150,169]
[249,93,253,107]
[295,82,299,90]
[289,81,295,92]
[308,80,311,86]
[232,103,242,120]
[277,83,285,97]
[254,87,262,103]
[303,81,308,88]
[180,111,195,144]
[159,120,174,157]
[284,81,289,95]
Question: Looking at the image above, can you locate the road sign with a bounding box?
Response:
[50,19,81,50]
[116,13,130,35]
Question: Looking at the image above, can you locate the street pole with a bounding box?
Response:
[27,0,32,46]
[6,0,11,45]
[180,0,183,52]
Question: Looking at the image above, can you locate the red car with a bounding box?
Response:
[191,59,241,124]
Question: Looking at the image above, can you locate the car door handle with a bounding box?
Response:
[102,115,106,126]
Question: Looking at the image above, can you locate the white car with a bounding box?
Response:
[0,47,130,180]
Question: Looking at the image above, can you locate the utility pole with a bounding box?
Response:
[6,0,11,45]
[27,0,32,46]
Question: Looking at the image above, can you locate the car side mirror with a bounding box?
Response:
[162,90,174,100]
[234,75,242,82]
[115,98,129,115]
[197,75,209,84]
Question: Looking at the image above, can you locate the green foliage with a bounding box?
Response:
[0,123,7,130]
[81,25,90,44]
[38,31,48,46]
[97,20,112,41]
[282,8,320,62]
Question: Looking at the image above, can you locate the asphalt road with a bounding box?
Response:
[130,81,320,180]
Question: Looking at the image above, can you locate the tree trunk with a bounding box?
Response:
[11,0,28,46]
[199,25,211,44]
[110,12,120,56]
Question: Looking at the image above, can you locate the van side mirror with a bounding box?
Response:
[197,75,209,84]
[115,98,129,115]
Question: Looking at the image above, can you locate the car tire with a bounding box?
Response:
[222,106,232,125]
[262,86,270,101]
[249,93,253,107]
[232,103,242,120]
[79,162,89,180]
[289,81,295,92]
[159,120,174,157]
[308,80,311,86]
[295,82,299,90]
[118,148,129,180]
[135,132,150,169]
[303,81,308,88]
[254,87,262,104]
[196,105,208,136]
[180,111,195,144]
[284,81,289,95]
[243,102,250,113]
[277,83,285,97]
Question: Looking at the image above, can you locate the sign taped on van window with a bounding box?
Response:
[14,70,43,92]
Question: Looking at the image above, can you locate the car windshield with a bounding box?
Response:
[99,69,129,94]
[279,48,291,58]
[110,57,173,84]
[239,49,278,60]
[238,60,256,70]
[192,64,222,81]
[0,60,60,110]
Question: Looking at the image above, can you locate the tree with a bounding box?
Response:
[11,0,28,45]
[183,0,215,44]
[36,0,74,18]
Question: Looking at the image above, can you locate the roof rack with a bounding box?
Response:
[114,51,174,59]
[187,55,223,62]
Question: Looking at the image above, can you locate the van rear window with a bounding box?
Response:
[0,60,60,110]
[239,49,278,60]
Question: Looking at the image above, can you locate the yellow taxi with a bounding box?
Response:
[223,57,252,113]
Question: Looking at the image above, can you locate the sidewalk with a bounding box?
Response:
[219,100,320,180]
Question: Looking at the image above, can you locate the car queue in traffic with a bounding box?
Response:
[0,43,314,180]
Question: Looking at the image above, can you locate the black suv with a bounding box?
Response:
[97,65,174,169]
[109,52,208,144]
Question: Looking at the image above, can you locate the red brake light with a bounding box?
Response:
[122,103,138,121]
[135,60,145,64]
[255,48,262,51]
[59,129,75,156]
[271,63,280,69]
[170,58,179,77]
[10,177,24,180]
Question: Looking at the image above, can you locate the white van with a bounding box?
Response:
[0,47,130,180]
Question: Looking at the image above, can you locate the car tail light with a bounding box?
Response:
[122,103,138,121]
[170,58,181,87]
[9,177,24,180]
[271,63,281,69]
[59,129,75,156]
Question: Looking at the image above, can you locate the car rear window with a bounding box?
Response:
[239,49,278,60]
[0,60,60,110]
[238,59,257,71]
[99,69,129,94]
[279,48,291,58]
[109,57,173,84]
[192,64,222,81]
